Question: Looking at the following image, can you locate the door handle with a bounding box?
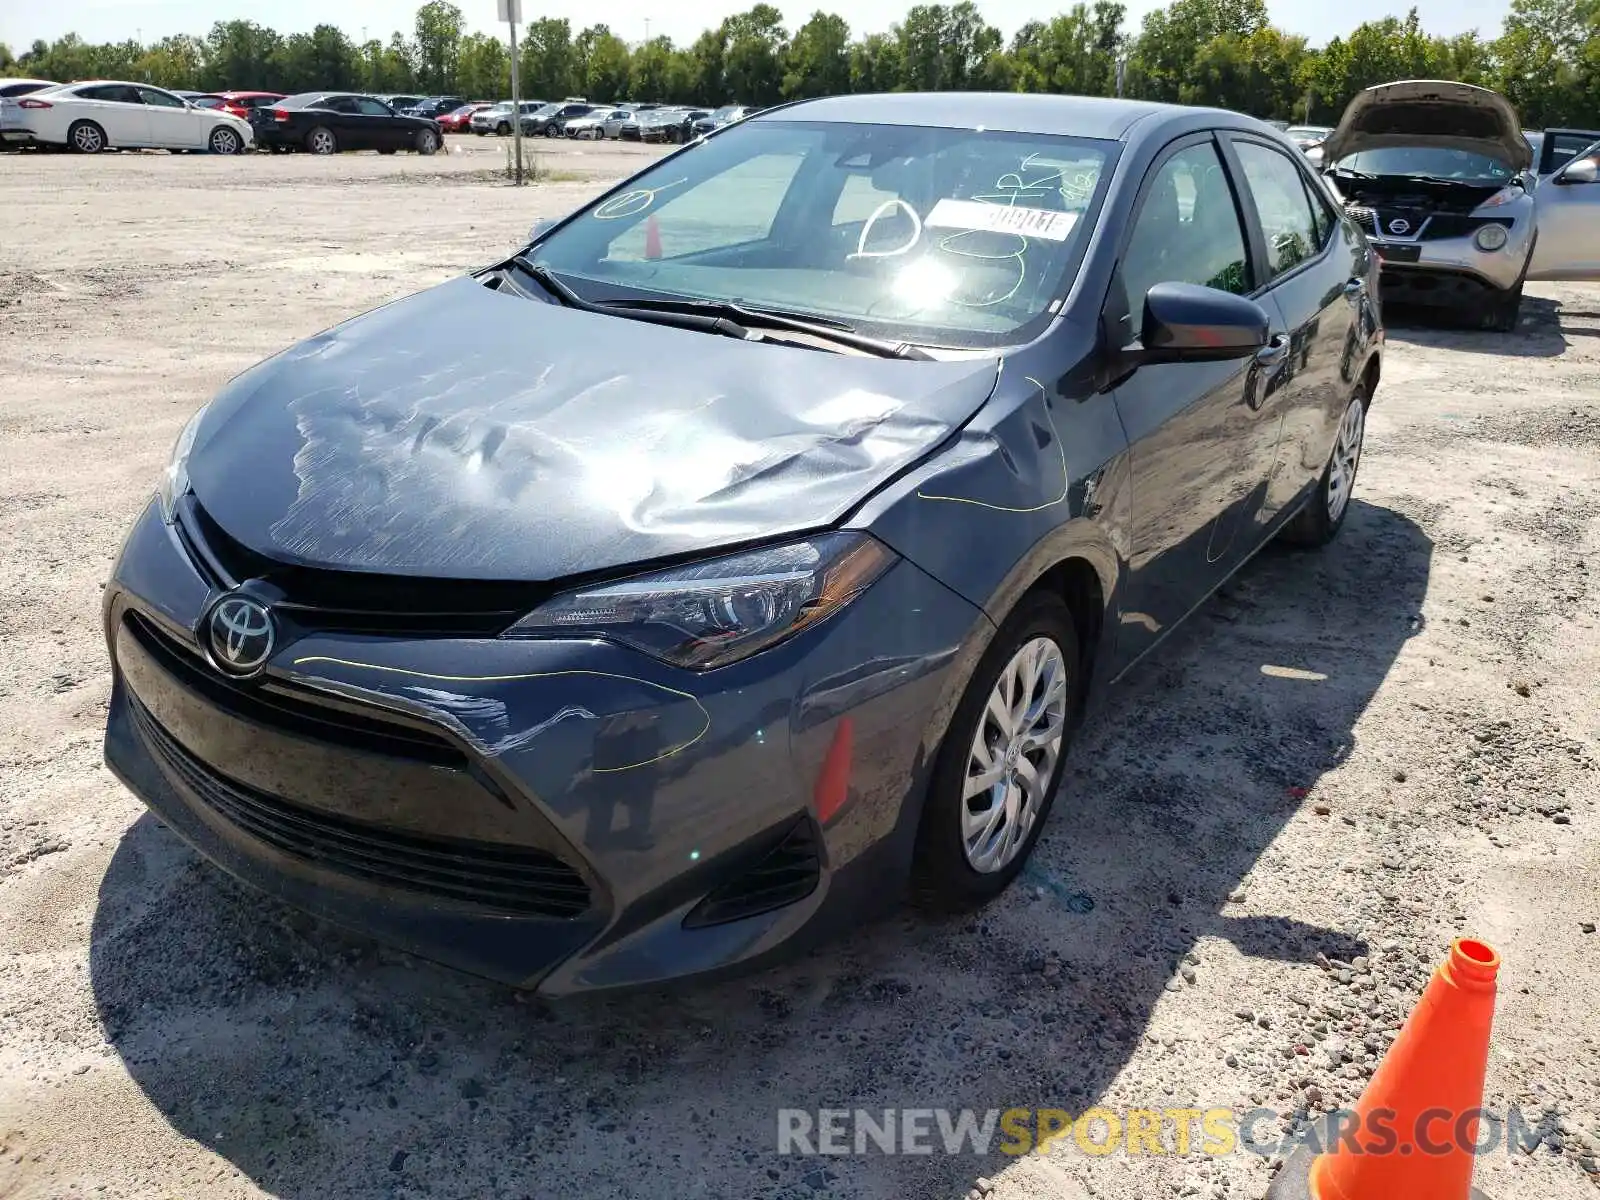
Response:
[1255,334,1290,367]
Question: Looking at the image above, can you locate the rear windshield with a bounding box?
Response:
[530,118,1116,349]
[279,93,335,109]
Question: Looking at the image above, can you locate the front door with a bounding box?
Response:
[1109,135,1287,668]
[136,86,202,149]
[352,96,405,150]
[1528,147,1600,280]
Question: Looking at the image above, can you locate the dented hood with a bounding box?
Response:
[187,276,1000,581]
[1321,80,1531,171]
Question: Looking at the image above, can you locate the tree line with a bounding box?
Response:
[3,0,1595,128]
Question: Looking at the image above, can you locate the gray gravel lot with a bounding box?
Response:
[1,141,1597,1200]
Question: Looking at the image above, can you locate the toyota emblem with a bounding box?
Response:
[206,594,275,677]
[1388,218,1411,235]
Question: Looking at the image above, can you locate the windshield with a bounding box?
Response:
[1334,146,1515,183]
[1285,126,1330,143]
[529,119,1114,349]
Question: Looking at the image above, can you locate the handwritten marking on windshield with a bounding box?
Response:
[592,178,690,220]
[849,197,923,259]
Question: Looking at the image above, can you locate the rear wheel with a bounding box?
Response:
[912,593,1079,909]
[208,125,242,155]
[69,120,107,154]
[415,128,439,155]
[1282,385,1368,547]
[305,126,337,155]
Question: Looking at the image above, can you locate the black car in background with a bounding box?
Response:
[524,102,597,137]
[691,104,752,136]
[406,95,467,119]
[251,93,443,155]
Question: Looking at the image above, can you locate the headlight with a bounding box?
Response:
[1473,223,1509,251]
[506,533,898,670]
[156,405,207,523]
[1477,186,1520,208]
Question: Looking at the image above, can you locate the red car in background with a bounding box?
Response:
[437,102,495,134]
[217,91,286,121]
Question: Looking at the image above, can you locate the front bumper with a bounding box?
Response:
[1359,222,1530,306]
[103,499,985,994]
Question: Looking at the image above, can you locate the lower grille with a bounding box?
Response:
[683,818,821,928]
[131,698,591,918]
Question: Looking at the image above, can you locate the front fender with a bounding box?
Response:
[849,369,1130,690]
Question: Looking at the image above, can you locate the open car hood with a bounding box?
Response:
[1321,80,1531,172]
[186,275,1001,582]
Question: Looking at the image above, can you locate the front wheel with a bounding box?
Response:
[208,125,243,155]
[1484,284,1522,333]
[495,121,510,136]
[1282,386,1368,547]
[912,593,1079,909]
[414,128,438,155]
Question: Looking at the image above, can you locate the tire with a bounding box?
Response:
[545,123,560,137]
[911,592,1080,909]
[208,125,242,155]
[475,129,487,137]
[1484,284,1522,333]
[495,121,510,136]
[414,128,438,155]
[1281,383,1369,547]
[305,126,337,155]
[69,120,107,154]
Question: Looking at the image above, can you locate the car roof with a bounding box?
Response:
[221,90,283,99]
[761,91,1254,143]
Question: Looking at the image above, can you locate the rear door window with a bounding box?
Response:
[1233,140,1322,279]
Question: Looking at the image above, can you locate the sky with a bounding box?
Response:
[0,0,1518,56]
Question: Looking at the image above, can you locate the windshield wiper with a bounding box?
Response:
[506,256,753,341]
[1331,167,1378,180]
[1406,175,1510,189]
[594,296,933,360]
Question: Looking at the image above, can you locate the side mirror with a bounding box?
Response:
[1138,282,1271,364]
[1556,157,1599,185]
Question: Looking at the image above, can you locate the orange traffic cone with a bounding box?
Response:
[1267,938,1500,1199]
[643,214,662,260]
[812,718,854,825]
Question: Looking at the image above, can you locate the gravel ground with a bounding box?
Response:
[1,144,1597,1200]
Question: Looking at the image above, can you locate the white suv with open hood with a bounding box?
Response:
[1320,80,1549,331]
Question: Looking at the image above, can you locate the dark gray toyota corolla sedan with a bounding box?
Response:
[103,92,1383,995]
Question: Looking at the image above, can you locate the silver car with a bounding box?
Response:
[1321,81,1543,330]
[1528,139,1600,280]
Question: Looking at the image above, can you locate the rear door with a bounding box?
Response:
[317,95,367,148]
[136,86,203,148]
[1109,134,1288,667]
[1528,144,1600,280]
[75,84,150,146]
[1223,133,1365,529]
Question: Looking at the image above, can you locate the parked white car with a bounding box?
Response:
[0,80,253,154]
[565,108,629,140]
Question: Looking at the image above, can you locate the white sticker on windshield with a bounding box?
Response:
[925,199,1078,242]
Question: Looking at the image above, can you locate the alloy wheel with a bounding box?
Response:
[1326,396,1365,522]
[73,123,104,153]
[210,127,239,154]
[309,129,335,155]
[961,636,1069,874]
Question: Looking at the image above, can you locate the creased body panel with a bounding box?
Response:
[187,277,1001,581]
